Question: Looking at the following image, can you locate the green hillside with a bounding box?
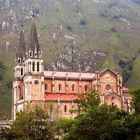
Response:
[1,0,140,119]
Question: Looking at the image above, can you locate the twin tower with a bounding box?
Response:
[15,20,43,77]
[13,20,44,120]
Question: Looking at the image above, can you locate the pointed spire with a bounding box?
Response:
[28,9,41,58]
[16,21,26,64]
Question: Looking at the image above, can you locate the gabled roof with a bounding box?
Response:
[99,68,117,78]
[104,92,122,99]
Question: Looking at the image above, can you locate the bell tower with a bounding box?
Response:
[13,22,26,120]
[23,14,44,103]
[24,19,43,75]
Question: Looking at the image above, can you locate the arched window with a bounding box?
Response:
[64,105,67,113]
[18,58,21,64]
[85,85,88,92]
[35,52,37,57]
[58,84,62,91]
[29,62,31,72]
[21,68,23,75]
[45,84,48,91]
[72,84,75,92]
[32,62,35,71]
[29,51,32,57]
[37,62,39,72]
[111,97,115,106]
[19,86,23,100]
[28,62,30,72]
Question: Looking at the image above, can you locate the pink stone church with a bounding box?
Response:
[12,20,132,120]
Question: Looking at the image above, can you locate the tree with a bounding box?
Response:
[118,59,126,69]
[127,88,140,139]
[74,92,100,114]
[64,92,131,140]
[0,127,15,140]
[56,118,73,140]
[131,88,140,114]
[79,19,86,26]
[3,106,55,140]
[118,58,134,83]
[127,114,140,140]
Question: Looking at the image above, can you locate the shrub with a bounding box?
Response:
[118,59,126,69]
[66,25,72,31]
[79,19,86,26]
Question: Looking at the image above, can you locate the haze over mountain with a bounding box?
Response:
[0,0,140,119]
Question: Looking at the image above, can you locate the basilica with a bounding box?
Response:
[12,19,132,120]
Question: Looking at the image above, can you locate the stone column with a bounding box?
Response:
[66,73,68,94]
[78,74,81,93]
[52,73,55,93]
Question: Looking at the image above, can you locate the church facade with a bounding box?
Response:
[12,20,132,120]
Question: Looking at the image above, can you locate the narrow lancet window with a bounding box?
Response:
[18,58,21,64]
[32,62,35,71]
[58,84,62,92]
[85,85,88,92]
[72,84,75,92]
[37,62,39,72]
[64,105,67,113]
[29,51,32,57]
[21,68,23,75]
[45,84,48,91]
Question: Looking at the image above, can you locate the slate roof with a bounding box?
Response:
[44,71,96,80]
[16,23,26,61]
[28,20,41,57]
